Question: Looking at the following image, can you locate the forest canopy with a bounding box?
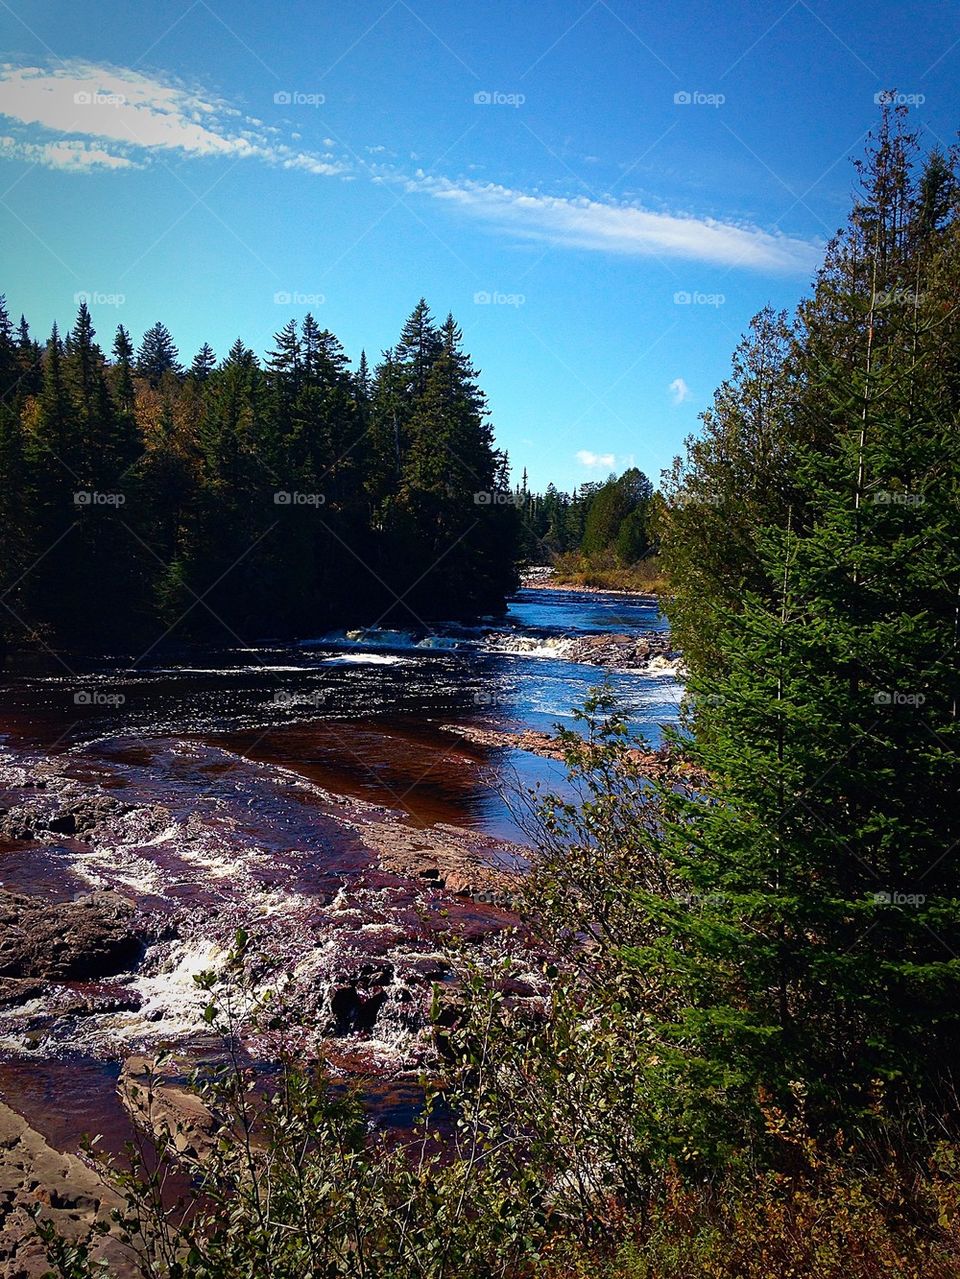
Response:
[0,299,519,650]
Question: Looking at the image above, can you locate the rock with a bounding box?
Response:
[0,1100,126,1279]
[48,983,143,1017]
[120,1056,216,1160]
[0,980,45,1011]
[45,795,125,839]
[562,631,674,669]
[0,891,145,981]
[361,820,520,909]
[329,984,388,1034]
[0,785,170,849]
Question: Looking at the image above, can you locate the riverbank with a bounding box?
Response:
[521,560,666,595]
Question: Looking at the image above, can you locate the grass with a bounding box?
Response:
[549,552,666,594]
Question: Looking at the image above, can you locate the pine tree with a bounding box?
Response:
[395,297,443,397]
[642,102,960,1146]
[12,316,42,399]
[111,326,137,415]
[1,298,520,646]
[137,321,182,387]
[190,342,217,383]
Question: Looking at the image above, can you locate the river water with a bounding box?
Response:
[0,587,680,838]
[0,586,680,1155]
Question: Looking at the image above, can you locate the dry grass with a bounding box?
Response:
[551,553,667,594]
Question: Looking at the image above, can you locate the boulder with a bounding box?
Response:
[0,890,144,981]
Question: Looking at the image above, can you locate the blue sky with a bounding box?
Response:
[0,1,957,491]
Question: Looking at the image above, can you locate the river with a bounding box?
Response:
[0,585,680,1157]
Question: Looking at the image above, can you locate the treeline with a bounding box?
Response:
[0,298,518,651]
[516,466,658,565]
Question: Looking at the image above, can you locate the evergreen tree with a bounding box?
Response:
[0,298,520,647]
[641,100,960,1145]
[111,326,137,416]
[190,342,217,383]
[137,321,182,387]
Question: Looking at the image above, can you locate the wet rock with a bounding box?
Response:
[562,630,675,669]
[361,820,520,909]
[0,979,45,1011]
[45,795,125,839]
[0,809,38,842]
[482,626,675,671]
[329,984,388,1034]
[48,983,143,1017]
[0,783,170,849]
[0,890,145,981]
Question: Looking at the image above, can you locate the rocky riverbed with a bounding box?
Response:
[0,735,541,1275]
[0,740,530,1071]
[0,585,682,1274]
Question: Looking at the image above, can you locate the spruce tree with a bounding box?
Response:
[190,342,217,383]
[137,321,182,387]
[643,102,960,1144]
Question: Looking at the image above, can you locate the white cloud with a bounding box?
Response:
[0,61,349,176]
[669,376,690,405]
[0,134,139,170]
[410,175,819,273]
[0,61,819,278]
[0,62,254,159]
[282,151,345,177]
[576,450,617,470]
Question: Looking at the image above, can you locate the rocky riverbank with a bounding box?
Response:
[0,732,543,1273]
[519,566,661,597]
[483,627,679,673]
[0,1098,125,1279]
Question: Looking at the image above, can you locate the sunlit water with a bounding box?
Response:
[0,588,682,839]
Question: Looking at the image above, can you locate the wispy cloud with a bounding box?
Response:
[669,376,690,404]
[0,60,820,275]
[0,134,139,170]
[0,61,345,174]
[409,175,820,274]
[576,449,617,470]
